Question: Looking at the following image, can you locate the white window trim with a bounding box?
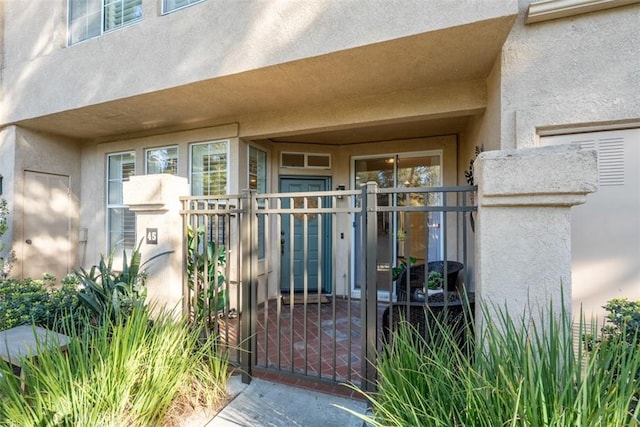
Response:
[106,151,136,257]
[248,145,269,193]
[162,0,205,15]
[280,152,331,169]
[189,139,230,196]
[526,0,640,24]
[145,145,179,175]
[67,0,143,46]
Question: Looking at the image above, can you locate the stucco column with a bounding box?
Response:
[123,175,189,315]
[474,145,597,327]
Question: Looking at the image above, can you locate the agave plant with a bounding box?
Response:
[75,240,169,323]
[186,225,227,328]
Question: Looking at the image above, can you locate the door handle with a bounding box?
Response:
[25,239,32,245]
[280,238,285,255]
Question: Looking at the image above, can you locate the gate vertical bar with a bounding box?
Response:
[240,190,254,384]
[361,181,378,392]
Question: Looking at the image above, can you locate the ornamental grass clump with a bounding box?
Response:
[348,302,640,427]
[0,307,229,426]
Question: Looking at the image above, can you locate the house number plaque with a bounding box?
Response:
[146,228,158,245]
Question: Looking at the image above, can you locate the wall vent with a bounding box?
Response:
[571,137,624,187]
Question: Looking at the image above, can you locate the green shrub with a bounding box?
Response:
[346,303,640,427]
[187,225,227,328]
[75,240,148,324]
[0,275,82,331]
[0,306,229,426]
[602,298,640,343]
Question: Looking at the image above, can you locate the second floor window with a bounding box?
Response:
[163,0,204,14]
[69,0,142,45]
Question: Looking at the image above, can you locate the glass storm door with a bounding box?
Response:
[353,153,442,294]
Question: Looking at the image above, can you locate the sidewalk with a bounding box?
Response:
[207,376,368,426]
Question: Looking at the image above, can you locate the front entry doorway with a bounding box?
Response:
[353,152,443,295]
[23,171,72,280]
[279,176,332,294]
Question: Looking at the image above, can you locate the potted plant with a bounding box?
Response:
[425,271,444,296]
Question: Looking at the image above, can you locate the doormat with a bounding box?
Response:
[282,294,331,305]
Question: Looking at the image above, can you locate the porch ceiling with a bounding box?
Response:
[15,16,515,143]
[262,116,471,145]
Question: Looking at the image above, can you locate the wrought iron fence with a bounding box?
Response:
[180,183,476,388]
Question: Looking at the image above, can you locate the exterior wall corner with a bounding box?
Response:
[474,144,597,329]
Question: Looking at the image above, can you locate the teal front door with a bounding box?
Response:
[280,177,332,294]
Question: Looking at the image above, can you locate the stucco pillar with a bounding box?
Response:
[123,175,188,315]
[474,145,597,327]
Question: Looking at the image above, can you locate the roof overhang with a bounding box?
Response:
[15,15,516,144]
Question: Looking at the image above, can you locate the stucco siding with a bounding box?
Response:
[1,0,516,127]
[9,128,81,278]
[500,2,640,148]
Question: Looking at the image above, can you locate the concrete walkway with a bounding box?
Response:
[208,376,368,426]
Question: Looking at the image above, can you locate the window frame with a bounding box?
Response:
[189,140,230,196]
[162,0,205,15]
[106,151,136,258]
[145,145,179,175]
[280,152,331,169]
[68,0,142,46]
[248,145,268,260]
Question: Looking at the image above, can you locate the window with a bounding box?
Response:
[68,0,142,45]
[281,152,331,169]
[249,146,267,192]
[191,141,228,196]
[107,152,136,256]
[163,0,204,14]
[146,146,178,175]
[249,146,268,259]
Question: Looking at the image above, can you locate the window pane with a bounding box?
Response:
[249,146,268,259]
[146,146,178,175]
[308,154,330,168]
[249,146,267,193]
[191,141,227,196]
[107,152,135,254]
[164,0,203,13]
[104,0,142,32]
[281,153,304,168]
[108,207,136,254]
[68,0,102,44]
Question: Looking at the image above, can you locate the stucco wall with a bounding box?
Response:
[0,0,515,125]
[500,1,640,148]
[8,127,81,278]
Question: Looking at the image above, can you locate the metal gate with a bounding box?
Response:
[180,183,476,389]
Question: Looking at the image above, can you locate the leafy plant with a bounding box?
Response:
[0,198,8,252]
[391,256,417,282]
[0,276,82,332]
[602,298,640,343]
[0,307,229,426]
[426,271,443,290]
[75,240,148,323]
[343,301,640,426]
[187,225,227,328]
